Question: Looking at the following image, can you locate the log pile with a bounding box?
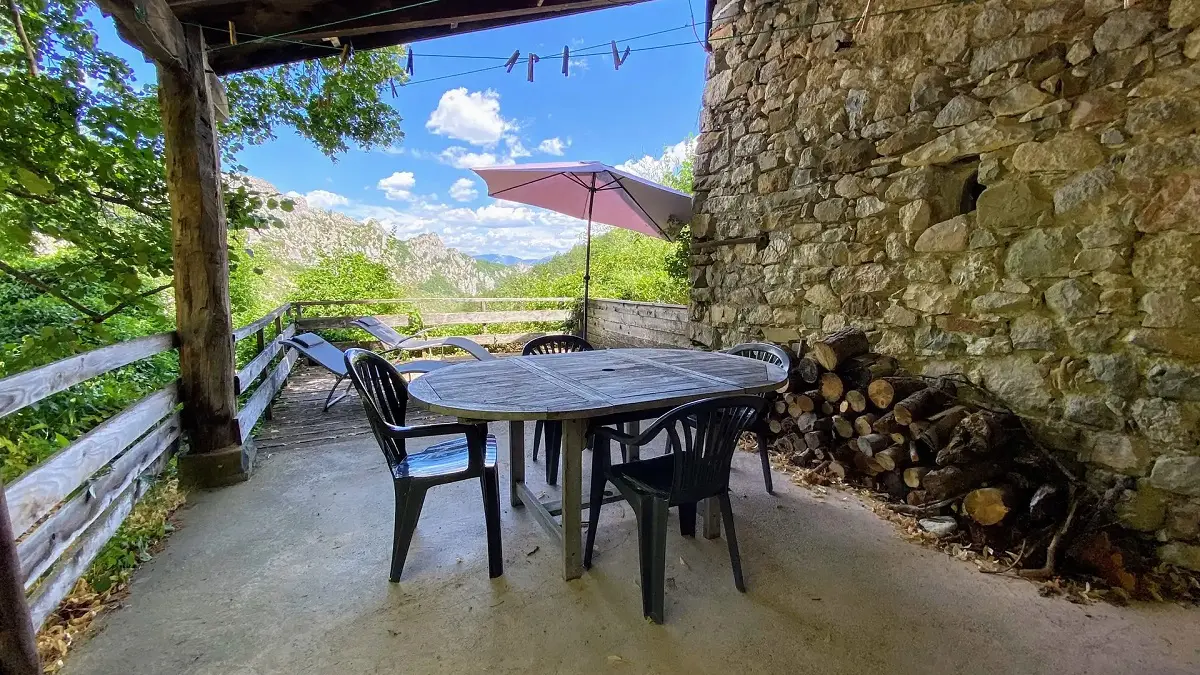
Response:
[766,327,1070,544]
[760,327,1198,596]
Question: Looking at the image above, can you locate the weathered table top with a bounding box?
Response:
[406,348,789,421]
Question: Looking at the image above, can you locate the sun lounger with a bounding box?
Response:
[350,317,496,361]
[280,333,357,411]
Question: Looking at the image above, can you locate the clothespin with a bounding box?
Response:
[527,53,540,82]
[562,46,570,76]
[505,50,521,73]
[390,78,398,97]
[611,40,629,70]
[405,50,414,76]
[227,20,237,45]
[339,43,351,68]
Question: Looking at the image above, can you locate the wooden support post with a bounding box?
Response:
[0,490,40,675]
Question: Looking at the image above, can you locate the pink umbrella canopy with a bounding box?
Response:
[471,161,693,240]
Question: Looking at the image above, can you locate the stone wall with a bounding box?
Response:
[690,0,1200,569]
[586,299,691,348]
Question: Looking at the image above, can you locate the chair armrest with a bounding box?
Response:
[377,421,485,441]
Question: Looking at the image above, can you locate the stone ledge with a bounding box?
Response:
[178,440,256,489]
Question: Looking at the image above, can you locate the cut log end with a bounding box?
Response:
[963,486,1014,526]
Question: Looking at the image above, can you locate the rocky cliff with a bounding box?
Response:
[237,176,515,296]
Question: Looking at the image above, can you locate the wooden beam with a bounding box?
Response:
[232,302,291,342]
[157,23,243,460]
[205,0,649,74]
[96,0,187,70]
[288,0,646,40]
[0,489,39,674]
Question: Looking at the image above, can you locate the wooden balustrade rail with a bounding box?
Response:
[0,302,297,632]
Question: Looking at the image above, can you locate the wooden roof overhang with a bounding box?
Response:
[168,0,649,74]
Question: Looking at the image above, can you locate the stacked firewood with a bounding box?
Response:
[766,327,1067,532]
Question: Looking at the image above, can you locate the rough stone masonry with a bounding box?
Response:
[690,0,1200,569]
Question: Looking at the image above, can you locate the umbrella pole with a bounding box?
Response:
[582,178,595,341]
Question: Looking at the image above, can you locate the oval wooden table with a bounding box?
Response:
[407,347,789,580]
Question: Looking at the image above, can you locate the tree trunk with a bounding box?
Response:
[819,372,845,402]
[796,357,821,384]
[917,405,970,453]
[853,413,878,436]
[811,326,870,370]
[856,433,892,456]
[875,445,910,472]
[893,387,951,425]
[963,486,1016,526]
[867,376,929,409]
[159,25,242,459]
[923,463,1004,500]
[903,466,931,489]
[936,410,1009,467]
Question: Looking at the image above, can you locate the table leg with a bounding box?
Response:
[622,420,640,461]
[508,421,525,508]
[702,497,721,539]
[560,418,585,580]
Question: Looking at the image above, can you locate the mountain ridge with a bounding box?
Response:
[237,176,516,297]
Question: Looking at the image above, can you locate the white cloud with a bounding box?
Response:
[616,138,698,183]
[439,146,513,169]
[286,189,349,210]
[426,88,514,146]
[449,178,479,202]
[505,135,531,159]
[537,137,569,156]
[376,171,416,201]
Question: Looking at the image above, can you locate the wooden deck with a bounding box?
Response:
[252,364,452,453]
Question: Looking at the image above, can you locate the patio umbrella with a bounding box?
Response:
[471,161,693,340]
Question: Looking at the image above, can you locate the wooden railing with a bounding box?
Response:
[293,297,575,346]
[0,335,180,630]
[0,302,296,630]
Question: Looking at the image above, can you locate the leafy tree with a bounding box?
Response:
[0,0,406,332]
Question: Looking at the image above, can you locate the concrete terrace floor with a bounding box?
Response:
[64,366,1200,675]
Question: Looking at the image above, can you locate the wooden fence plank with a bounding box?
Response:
[27,471,149,629]
[423,310,569,325]
[235,324,296,394]
[237,349,298,443]
[4,385,179,537]
[589,308,690,333]
[232,303,291,342]
[588,317,690,348]
[17,415,180,589]
[0,333,176,420]
[296,314,411,331]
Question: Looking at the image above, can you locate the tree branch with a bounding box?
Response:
[0,258,102,320]
[5,0,38,77]
[93,281,173,322]
[90,190,170,221]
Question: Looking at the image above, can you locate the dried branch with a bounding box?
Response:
[1019,488,1080,580]
[886,492,968,516]
[5,0,38,77]
[0,257,102,320]
[93,282,173,322]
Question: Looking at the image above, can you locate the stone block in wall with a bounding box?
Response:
[970,36,1051,76]
[1116,482,1170,531]
[1045,278,1100,319]
[976,178,1051,233]
[1012,132,1105,172]
[1150,455,1200,496]
[975,355,1054,411]
[914,214,971,252]
[1146,361,1200,400]
[1158,542,1200,571]
[1065,318,1121,352]
[1133,231,1200,287]
[1132,398,1200,445]
[1093,9,1160,53]
[1122,136,1200,178]
[1138,173,1200,234]
[1165,500,1200,540]
[1126,96,1200,137]
[1055,167,1117,215]
[1012,314,1056,350]
[1005,227,1077,278]
[1140,291,1200,328]
[901,119,1035,167]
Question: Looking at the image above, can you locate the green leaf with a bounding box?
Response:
[16,168,53,196]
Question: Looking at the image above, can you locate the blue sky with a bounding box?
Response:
[91,1,708,257]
